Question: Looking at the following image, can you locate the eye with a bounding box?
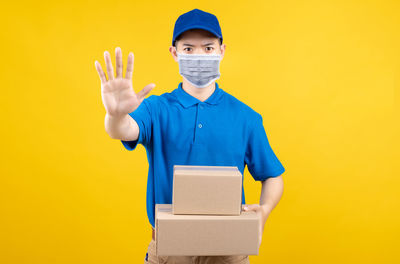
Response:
[184,47,192,52]
[205,47,214,51]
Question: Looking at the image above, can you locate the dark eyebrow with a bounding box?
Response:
[182,42,216,47]
[202,42,215,46]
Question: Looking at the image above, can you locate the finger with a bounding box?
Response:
[243,204,259,211]
[94,60,107,84]
[115,47,123,78]
[137,83,156,100]
[125,52,134,80]
[104,50,114,80]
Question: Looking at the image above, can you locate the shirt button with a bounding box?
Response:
[198,123,203,128]
[199,105,204,109]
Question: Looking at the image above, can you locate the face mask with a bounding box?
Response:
[177,52,222,88]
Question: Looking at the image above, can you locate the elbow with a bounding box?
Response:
[105,129,121,140]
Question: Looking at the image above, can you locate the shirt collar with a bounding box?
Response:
[173,82,225,108]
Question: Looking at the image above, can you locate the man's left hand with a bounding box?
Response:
[243,204,271,247]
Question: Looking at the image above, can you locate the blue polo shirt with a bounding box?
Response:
[121,82,285,228]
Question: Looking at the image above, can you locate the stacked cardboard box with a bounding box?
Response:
[155,165,261,256]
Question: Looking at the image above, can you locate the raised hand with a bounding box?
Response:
[95,47,155,117]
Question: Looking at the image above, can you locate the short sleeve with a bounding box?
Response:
[244,113,285,181]
[120,96,153,151]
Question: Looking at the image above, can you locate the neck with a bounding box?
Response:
[181,79,216,102]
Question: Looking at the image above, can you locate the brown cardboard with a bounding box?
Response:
[155,204,260,256]
[172,165,242,215]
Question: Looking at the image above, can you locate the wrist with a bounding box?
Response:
[260,203,273,217]
[106,112,127,120]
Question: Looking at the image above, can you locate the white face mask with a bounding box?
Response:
[177,52,222,88]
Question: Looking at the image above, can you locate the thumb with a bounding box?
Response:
[243,204,259,212]
[137,83,156,99]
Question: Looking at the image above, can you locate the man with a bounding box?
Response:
[95,8,285,264]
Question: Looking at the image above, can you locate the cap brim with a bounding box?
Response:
[173,25,222,45]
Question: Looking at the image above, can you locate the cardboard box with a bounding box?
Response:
[172,165,242,215]
[155,204,260,256]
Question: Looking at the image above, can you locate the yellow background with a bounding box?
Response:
[1,0,399,263]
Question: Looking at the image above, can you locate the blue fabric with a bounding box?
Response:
[172,8,223,45]
[121,82,285,228]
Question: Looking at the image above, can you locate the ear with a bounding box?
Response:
[220,43,226,60]
[169,45,178,62]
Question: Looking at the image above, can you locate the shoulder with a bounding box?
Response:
[137,94,159,116]
[141,91,173,105]
[141,90,178,113]
[222,90,262,123]
[143,94,160,104]
[143,87,179,102]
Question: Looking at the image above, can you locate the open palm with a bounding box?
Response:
[95,47,155,117]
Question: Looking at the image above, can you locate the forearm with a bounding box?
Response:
[104,113,139,141]
[259,175,284,213]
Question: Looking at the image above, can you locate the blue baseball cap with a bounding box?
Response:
[172,8,223,46]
